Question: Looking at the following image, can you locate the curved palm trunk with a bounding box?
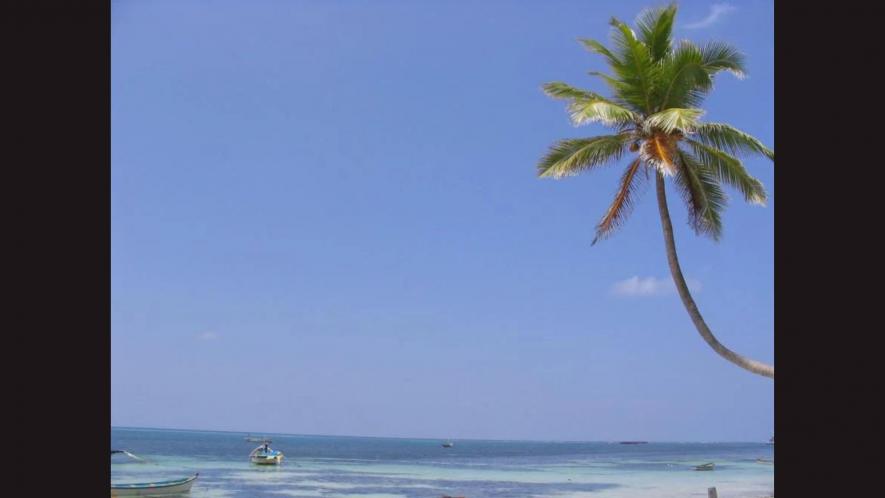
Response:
[655,172,774,378]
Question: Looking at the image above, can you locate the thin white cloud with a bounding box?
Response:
[198,331,218,341]
[684,3,736,29]
[611,276,702,297]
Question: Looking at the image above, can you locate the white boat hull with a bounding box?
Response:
[251,455,284,465]
[111,474,198,497]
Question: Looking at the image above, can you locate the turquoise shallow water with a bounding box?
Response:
[111,427,773,498]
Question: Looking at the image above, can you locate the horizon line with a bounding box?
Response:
[111,425,771,445]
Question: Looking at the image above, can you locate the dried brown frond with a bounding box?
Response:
[593,158,647,244]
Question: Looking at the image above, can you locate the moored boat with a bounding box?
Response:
[441,441,454,448]
[250,443,284,465]
[694,462,715,471]
[111,473,198,497]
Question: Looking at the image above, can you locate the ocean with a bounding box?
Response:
[110,427,774,498]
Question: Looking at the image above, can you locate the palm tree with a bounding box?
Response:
[538,4,774,378]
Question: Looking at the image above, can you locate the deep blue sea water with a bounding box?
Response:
[111,427,773,498]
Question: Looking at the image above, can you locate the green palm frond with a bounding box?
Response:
[538,135,628,179]
[694,123,774,161]
[587,70,620,85]
[687,140,767,205]
[543,82,638,127]
[579,38,645,112]
[593,158,646,244]
[607,17,656,113]
[674,149,726,239]
[657,40,746,110]
[700,41,746,78]
[568,100,638,127]
[635,3,677,62]
[579,38,624,69]
[586,71,641,112]
[645,108,704,134]
[542,81,609,101]
[658,41,714,109]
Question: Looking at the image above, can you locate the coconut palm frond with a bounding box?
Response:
[542,81,609,101]
[568,100,638,127]
[586,71,643,112]
[694,123,774,161]
[645,108,704,134]
[658,41,714,109]
[593,158,646,244]
[687,140,767,205]
[607,17,657,113]
[674,149,726,239]
[579,38,624,68]
[537,135,629,179]
[542,82,638,126]
[700,41,746,78]
[657,40,745,110]
[635,3,678,62]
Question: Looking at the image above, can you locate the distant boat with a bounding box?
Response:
[245,435,270,443]
[111,473,198,497]
[756,458,773,464]
[441,441,454,448]
[768,436,774,445]
[694,463,715,471]
[250,443,284,465]
[618,441,648,445]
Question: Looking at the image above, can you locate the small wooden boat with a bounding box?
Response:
[441,441,454,448]
[250,443,284,465]
[111,473,198,497]
[694,463,715,471]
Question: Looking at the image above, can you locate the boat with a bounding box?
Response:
[244,435,268,443]
[694,463,715,471]
[618,441,648,445]
[441,441,454,448]
[250,443,284,465]
[756,458,774,464]
[111,473,198,497]
[768,436,774,445]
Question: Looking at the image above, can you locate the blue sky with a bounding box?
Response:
[111,0,773,442]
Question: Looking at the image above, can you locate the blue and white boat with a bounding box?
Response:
[250,442,284,465]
